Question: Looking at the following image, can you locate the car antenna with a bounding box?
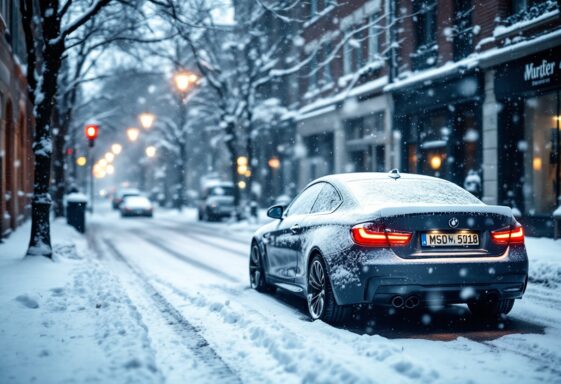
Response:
[388,168,401,180]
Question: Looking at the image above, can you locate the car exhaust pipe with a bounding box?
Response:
[405,295,420,309]
[391,295,404,308]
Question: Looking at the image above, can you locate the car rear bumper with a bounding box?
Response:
[329,245,529,306]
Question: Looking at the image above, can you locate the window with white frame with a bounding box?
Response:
[368,14,379,62]
[343,35,352,75]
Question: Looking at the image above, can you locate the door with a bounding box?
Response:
[265,183,323,280]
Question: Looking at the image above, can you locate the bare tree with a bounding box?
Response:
[19,0,118,257]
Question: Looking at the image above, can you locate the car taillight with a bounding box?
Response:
[351,224,412,247]
[491,223,524,245]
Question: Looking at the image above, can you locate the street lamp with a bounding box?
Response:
[139,112,156,130]
[111,143,122,155]
[127,127,140,142]
[76,156,87,167]
[145,146,157,158]
[173,70,198,93]
[105,152,115,163]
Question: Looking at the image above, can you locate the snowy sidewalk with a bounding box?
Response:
[0,220,162,383]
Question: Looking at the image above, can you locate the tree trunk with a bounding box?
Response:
[27,41,64,257]
[52,105,66,218]
[224,121,240,218]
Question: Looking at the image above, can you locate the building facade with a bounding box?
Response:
[290,0,560,236]
[389,0,561,236]
[295,0,396,190]
[0,1,34,237]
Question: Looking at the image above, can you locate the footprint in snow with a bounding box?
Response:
[15,294,40,309]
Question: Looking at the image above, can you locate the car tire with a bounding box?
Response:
[468,297,515,319]
[249,243,276,293]
[307,255,351,324]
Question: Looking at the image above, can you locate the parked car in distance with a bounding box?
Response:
[120,195,153,217]
[198,182,235,221]
[249,171,528,325]
[112,188,141,209]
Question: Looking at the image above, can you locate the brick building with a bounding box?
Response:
[290,0,560,236]
[295,0,396,188]
[389,0,561,236]
[0,1,34,238]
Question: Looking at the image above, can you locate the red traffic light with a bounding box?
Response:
[85,124,99,140]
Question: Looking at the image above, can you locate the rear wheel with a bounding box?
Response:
[468,297,514,319]
[307,255,351,324]
[249,244,276,293]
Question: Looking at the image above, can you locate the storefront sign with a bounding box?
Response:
[495,47,561,99]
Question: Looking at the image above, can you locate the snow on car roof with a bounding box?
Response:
[314,172,442,184]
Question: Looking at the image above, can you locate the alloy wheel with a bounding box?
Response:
[249,245,261,289]
[308,259,326,319]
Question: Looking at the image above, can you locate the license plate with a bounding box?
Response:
[421,232,479,247]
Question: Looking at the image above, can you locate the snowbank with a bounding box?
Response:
[525,237,561,289]
[0,220,162,383]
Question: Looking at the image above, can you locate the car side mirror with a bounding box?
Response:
[267,205,284,219]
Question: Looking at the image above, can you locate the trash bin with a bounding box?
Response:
[66,193,88,233]
[554,206,561,240]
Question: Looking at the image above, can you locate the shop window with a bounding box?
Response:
[345,117,365,140]
[523,91,561,215]
[453,0,473,61]
[375,145,385,172]
[349,149,372,172]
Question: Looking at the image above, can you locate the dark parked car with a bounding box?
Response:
[198,182,235,221]
[249,171,528,324]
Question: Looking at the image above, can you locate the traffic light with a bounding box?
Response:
[85,124,99,147]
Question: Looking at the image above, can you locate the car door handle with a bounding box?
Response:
[290,224,300,234]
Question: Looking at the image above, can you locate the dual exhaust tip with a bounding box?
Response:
[391,295,420,309]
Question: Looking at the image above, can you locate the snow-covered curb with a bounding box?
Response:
[0,220,162,383]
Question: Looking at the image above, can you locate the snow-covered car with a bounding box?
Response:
[112,188,141,209]
[198,182,235,221]
[249,171,528,324]
[120,195,153,217]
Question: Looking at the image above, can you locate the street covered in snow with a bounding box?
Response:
[1,0,561,383]
[1,204,561,383]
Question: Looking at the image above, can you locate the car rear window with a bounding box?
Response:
[209,186,234,196]
[347,178,483,206]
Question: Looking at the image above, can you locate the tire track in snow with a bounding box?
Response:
[158,219,251,246]
[150,223,248,258]
[134,230,241,283]
[102,238,242,383]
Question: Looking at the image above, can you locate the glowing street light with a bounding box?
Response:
[127,127,140,142]
[174,71,198,93]
[106,164,115,175]
[429,155,442,170]
[76,156,87,167]
[98,159,108,168]
[111,143,122,155]
[268,157,281,169]
[145,146,157,158]
[105,152,115,163]
[139,112,156,129]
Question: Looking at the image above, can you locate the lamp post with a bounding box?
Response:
[171,70,199,211]
[85,124,99,213]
